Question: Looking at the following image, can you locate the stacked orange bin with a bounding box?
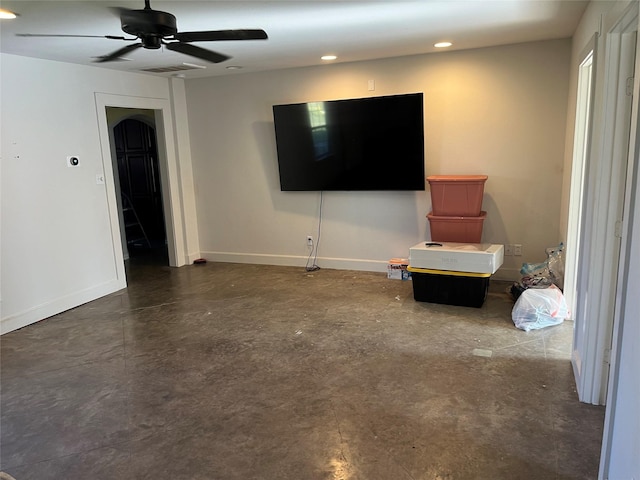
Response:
[426,175,488,243]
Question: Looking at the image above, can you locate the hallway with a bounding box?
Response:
[0,262,605,479]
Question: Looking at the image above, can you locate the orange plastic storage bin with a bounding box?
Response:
[427,175,488,217]
[427,211,486,243]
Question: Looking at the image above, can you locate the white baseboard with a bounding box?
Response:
[202,251,522,278]
[186,251,203,265]
[201,251,389,272]
[0,279,125,335]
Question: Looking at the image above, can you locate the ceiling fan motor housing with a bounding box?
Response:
[120,9,177,48]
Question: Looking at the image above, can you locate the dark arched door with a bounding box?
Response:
[113,118,167,257]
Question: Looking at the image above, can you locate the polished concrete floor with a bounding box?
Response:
[1,260,605,479]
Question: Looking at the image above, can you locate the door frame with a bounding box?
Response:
[599,8,640,478]
[95,93,188,281]
[572,2,638,405]
[564,36,597,323]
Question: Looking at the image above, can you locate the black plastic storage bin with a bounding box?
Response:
[407,267,490,308]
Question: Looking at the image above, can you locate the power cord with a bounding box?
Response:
[305,191,323,272]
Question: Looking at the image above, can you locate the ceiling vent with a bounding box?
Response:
[140,64,204,73]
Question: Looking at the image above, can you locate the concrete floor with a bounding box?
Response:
[1,260,605,480]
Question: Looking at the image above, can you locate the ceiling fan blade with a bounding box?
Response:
[173,29,268,43]
[95,43,143,63]
[17,33,133,40]
[165,43,230,63]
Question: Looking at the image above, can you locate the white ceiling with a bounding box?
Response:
[0,1,588,78]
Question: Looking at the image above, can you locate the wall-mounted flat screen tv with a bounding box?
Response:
[272,93,425,191]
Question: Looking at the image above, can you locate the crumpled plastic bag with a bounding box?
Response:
[546,244,565,290]
[512,284,569,331]
[519,243,565,290]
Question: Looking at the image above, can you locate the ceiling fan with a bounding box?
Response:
[17,0,268,64]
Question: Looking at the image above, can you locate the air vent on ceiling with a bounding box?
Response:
[140,64,204,73]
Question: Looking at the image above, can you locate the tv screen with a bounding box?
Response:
[272,93,425,191]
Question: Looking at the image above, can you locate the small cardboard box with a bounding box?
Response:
[387,258,410,280]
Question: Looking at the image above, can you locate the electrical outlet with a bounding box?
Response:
[306,236,313,246]
[504,244,513,256]
[514,244,523,256]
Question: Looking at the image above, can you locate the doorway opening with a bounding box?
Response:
[107,107,169,266]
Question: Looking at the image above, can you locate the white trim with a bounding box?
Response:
[202,251,389,272]
[202,251,518,279]
[94,93,188,268]
[152,108,181,266]
[572,3,638,406]
[186,251,203,264]
[169,78,201,263]
[600,9,640,479]
[565,37,597,322]
[0,280,122,334]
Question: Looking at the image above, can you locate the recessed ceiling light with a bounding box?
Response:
[434,42,452,48]
[0,9,17,19]
[225,65,243,70]
[321,55,337,61]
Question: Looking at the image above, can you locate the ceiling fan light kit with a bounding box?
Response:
[16,0,268,65]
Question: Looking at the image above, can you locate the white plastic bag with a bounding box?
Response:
[511,285,569,331]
